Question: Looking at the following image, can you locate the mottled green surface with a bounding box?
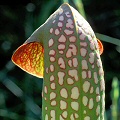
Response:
[12,3,105,120]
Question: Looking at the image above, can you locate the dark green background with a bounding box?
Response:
[0,0,120,120]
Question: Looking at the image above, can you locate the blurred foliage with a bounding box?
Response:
[111,77,119,120]
[0,0,120,120]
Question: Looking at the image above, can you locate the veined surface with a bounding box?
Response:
[43,3,105,120]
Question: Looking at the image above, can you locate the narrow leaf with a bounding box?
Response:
[96,33,120,46]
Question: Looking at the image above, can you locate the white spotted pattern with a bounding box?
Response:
[88,70,91,78]
[89,52,95,64]
[50,57,55,62]
[80,48,87,57]
[70,113,79,120]
[82,96,88,106]
[65,12,71,17]
[94,72,98,84]
[45,114,48,120]
[73,58,78,67]
[58,35,66,43]
[80,33,86,40]
[96,105,100,116]
[58,22,63,27]
[71,102,79,111]
[58,72,65,85]
[60,100,67,110]
[50,64,54,72]
[68,69,78,81]
[55,28,60,35]
[83,81,90,93]
[69,36,76,42]
[60,88,68,98]
[50,92,56,100]
[58,44,65,50]
[59,16,64,21]
[44,86,48,94]
[82,60,88,70]
[58,57,65,69]
[50,83,56,90]
[88,98,94,109]
[96,95,100,102]
[50,28,53,33]
[84,116,90,120]
[67,78,74,85]
[46,3,104,120]
[49,50,55,56]
[49,38,54,47]
[62,111,68,118]
[71,87,79,99]
[50,110,55,120]
[80,42,87,47]
[90,87,94,93]
[66,44,77,58]
[64,29,73,35]
[50,75,55,81]
[82,71,87,79]
[66,19,74,29]
[68,58,78,67]
[51,100,57,106]
[96,87,100,95]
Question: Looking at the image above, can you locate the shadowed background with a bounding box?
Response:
[0,0,120,120]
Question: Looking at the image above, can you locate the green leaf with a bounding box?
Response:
[73,0,86,19]
[96,33,120,46]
